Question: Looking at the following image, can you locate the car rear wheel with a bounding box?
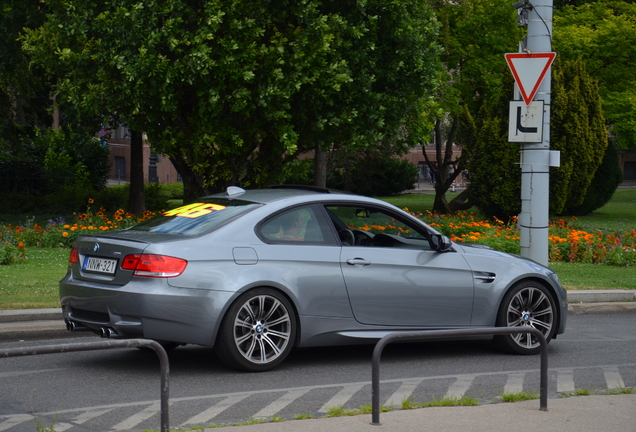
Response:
[216,288,296,372]
[494,281,556,355]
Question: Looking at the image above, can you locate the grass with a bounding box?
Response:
[549,262,636,290]
[498,391,539,403]
[0,247,68,309]
[562,388,592,397]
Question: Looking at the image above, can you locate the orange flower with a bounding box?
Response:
[88,198,94,204]
[62,232,69,238]
[17,242,24,248]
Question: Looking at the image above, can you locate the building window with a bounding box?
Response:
[115,157,126,181]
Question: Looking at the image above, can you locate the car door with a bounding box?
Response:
[325,204,474,327]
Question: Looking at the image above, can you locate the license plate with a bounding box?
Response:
[83,256,118,274]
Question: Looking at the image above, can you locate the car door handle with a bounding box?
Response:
[346,258,372,266]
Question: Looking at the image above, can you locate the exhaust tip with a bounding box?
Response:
[99,327,118,338]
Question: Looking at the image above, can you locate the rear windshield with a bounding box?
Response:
[130,198,260,236]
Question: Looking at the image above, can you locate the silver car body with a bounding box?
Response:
[60,188,567,357]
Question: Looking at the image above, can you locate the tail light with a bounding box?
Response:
[121,254,187,278]
[68,247,79,267]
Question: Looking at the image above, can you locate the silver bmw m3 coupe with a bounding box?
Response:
[60,186,567,371]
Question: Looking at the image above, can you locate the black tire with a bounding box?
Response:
[215,288,296,372]
[494,281,557,355]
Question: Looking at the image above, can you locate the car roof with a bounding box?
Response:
[205,186,352,205]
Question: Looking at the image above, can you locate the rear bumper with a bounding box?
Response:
[59,275,234,346]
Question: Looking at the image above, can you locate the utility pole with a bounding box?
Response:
[511,0,556,266]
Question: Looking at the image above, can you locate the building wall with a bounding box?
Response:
[620,153,636,180]
[107,138,180,184]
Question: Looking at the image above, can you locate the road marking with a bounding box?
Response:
[603,366,626,390]
[318,384,365,413]
[182,394,250,425]
[444,375,475,399]
[110,402,159,431]
[384,379,424,407]
[253,389,311,418]
[0,414,31,431]
[557,369,575,393]
[0,368,64,379]
[503,372,525,394]
[53,408,114,431]
[4,363,634,431]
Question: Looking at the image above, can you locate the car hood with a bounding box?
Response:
[454,242,554,277]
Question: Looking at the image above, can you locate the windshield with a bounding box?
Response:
[130,198,261,236]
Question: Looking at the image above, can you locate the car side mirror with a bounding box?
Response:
[431,234,453,252]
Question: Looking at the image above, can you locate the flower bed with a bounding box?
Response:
[1,202,634,266]
[0,199,156,264]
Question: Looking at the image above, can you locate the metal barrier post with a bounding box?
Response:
[371,327,548,425]
[0,339,170,432]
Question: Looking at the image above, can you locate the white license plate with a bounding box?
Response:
[83,257,118,274]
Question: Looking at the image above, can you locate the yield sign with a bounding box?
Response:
[505,52,556,105]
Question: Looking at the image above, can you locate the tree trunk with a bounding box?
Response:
[314,145,328,188]
[169,153,208,202]
[127,129,145,214]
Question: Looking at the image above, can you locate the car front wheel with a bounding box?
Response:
[216,288,296,372]
[494,281,557,355]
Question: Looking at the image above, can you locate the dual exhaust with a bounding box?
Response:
[65,319,118,338]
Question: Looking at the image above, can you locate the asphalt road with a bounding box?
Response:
[1,313,635,431]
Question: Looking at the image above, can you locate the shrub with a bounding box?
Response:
[282,156,416,196]
[347,157,417,196]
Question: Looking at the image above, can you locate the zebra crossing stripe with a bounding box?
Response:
[182,394,250,425]
[252,389,311,418]
[110,402,160,431]
[0,414,31,432]
[503,372,525,394]
[603,366,626,389]
[384,379,424,408]
[444,375,475,399]
[318,384,365,413]
[557,369,575,393]
[50,408,114,432]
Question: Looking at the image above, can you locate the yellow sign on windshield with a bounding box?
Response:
[163,203,227,218]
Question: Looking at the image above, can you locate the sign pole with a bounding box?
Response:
[516,0,554,266]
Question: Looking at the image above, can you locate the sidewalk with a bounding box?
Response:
[212,394,636,432]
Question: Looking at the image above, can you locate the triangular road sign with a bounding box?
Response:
[505,52,556,105]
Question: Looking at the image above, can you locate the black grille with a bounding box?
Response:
[70,308,110,323]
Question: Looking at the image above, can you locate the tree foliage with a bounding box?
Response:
[0,0,52,151]
[554,0,636,151]
[464,58,610,219]
[426,0,523,213]
[550,57,609,214]
[23,0,441,201]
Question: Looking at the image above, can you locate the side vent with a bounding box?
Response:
[473,272,496,283]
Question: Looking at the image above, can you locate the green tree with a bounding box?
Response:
[550,57,609,214]
[464,58,610,219]
[554,1,636,151]
[427,0,523,213]
[23,0,441,202]
[0,0,52,151]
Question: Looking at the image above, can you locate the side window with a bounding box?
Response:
[325,205,431,249]
[259,206,326,243]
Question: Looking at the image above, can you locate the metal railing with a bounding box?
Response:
[0,339,170,432]
[371,327,548,425]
